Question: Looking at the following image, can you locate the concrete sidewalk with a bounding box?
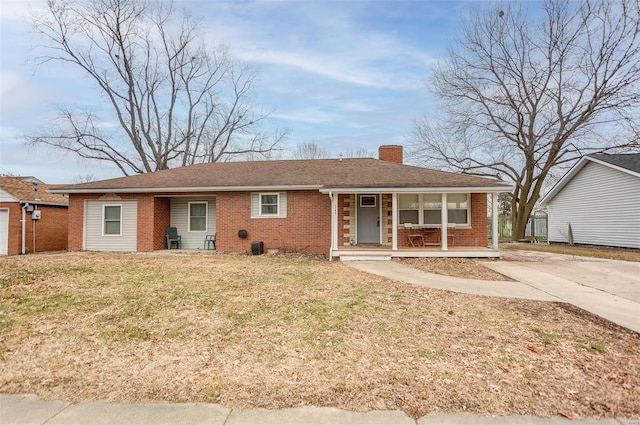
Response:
[2,394,637,425]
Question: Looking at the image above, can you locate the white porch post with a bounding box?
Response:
[392,193,398,251]
[330,192,338,259]
[492,192,499,250]
[441,193,448,251]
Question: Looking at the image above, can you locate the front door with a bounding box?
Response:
[357,195,380,244]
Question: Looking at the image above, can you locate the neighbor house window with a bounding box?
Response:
[103,205,122,236]
[189,202,207,232]
[398,194,419,224]
[260,193,279,216]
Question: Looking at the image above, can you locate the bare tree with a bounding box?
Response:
[343,147,375,158]
[73,173,97,184]
[291,141,329,159]
[410,0,640,240]
[27,0,287,176]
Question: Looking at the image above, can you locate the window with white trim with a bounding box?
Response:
[103,205,122,236]
[260,193,279,216]
[189,202,207,232]
[397,193,470,226]
[447,193,469,225]
[399,194,419,224]
[360,195,377,207]
[423,194,442,225]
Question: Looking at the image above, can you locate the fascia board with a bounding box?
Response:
[587,156,640,179]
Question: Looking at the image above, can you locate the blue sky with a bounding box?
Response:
[1,0,479,183]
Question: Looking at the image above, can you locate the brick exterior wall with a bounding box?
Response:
[381,194,393,245]
[153,197,171,250]
[339,194,355,245]
[216,190,331,255]
[378,145,403,164]
[66,190,488,255]
[0,202,68,255]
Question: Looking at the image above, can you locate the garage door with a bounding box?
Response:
[0,209,8,255]
[84,200,137,251]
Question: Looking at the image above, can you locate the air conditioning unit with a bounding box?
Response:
[32,210,41,220]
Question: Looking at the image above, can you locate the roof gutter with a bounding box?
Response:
[19,200,68,207]
[319,186,514,194]
[48,184,322,194]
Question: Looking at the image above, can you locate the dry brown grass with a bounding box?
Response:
[502,242,640,262]
[1,252,639,419]
[396,258,514,281]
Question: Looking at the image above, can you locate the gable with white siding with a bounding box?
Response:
[546,161,640,249]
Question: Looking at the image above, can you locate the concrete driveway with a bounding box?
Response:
[347,251,640,334]
[484,251,640,333]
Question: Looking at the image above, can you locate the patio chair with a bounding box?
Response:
[166,226,181,249]
[405,223,424,247]
[204,234,216,250]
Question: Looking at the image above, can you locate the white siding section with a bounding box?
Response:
[547,161,640,249]
[0,189,18,203]
[85,200,138,251]
[0,209,8,255]
[250,192,287,218]
[170,196,216,249]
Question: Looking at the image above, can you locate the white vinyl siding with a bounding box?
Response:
[547,161,640,249]
[0,209,8,255]
[0,189,18,202]
[85,200,137,251]
[251,192,287,218]
[170,197,216,249]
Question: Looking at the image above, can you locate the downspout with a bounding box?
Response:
[21,203,27,254]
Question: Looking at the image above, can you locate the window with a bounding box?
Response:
[447,193,469,225]
[251,192,287,218]
[398,194,419,224]
[260,193,279,216]
[423,194,442,225]
[189,202,207,232]
[103,205,121,236]
[360,195,377,207]
[396,193,470,226]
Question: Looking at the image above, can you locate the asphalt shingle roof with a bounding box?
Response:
[52,158,511,192]
[0,176,69,204]
[589,153,640,174]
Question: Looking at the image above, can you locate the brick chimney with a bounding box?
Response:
[378,145,403,164]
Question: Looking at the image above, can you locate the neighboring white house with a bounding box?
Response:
[540,153,640,249]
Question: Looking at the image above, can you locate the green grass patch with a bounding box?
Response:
[532,326,559,341]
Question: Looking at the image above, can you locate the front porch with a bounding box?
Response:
[335,244,501,261]
[326,191,502,260]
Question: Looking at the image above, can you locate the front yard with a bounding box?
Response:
[0,252,638,419]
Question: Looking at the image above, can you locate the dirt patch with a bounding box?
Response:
[396,257,514,281]
[1,252,639,419]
